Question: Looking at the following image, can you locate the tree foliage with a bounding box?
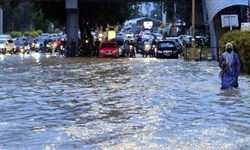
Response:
[149,0,193,28]
[219,30,250,74]
[1,1,46,32]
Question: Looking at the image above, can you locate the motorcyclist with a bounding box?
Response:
[136,36,142,53]
[94,38,100,56]
[123,40,130,57]
[150,38,157,57]
[128,40,135,58]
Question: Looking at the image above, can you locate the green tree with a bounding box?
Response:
[2,1,47,32]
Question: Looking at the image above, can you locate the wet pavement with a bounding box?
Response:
[0,53,250,150]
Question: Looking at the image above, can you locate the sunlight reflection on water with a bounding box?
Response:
[0,53,249,150]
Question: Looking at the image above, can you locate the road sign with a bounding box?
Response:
[160,23,165,29]
[241,22,250,31]
[221,15,239,30]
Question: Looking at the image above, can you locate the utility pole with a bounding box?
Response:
[247,0,250,22]
[162,2,167,25]
[0,5,3,34]
[192,0,195,37]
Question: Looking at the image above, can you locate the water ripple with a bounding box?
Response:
[0,54,249,149]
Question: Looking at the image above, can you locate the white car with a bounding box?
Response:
[154,33,163,41]
[0,39,7,54]
[0,39,14,54]
[40,33,50,40]
[125,33,134,41]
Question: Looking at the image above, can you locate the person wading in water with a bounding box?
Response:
[219,43,241,90]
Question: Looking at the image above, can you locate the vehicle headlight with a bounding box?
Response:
[85,40,89,43]
[145,45,150,50]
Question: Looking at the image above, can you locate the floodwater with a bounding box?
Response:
[0,53,249,150]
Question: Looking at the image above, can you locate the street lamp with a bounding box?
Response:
[192,0,196,48]
[154,14,157,20]
[154,14,157,32]
[0,5,2,34]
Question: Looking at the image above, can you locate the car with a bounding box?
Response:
[183,35,193,47]
[0,34,11,40]
[115,33,124,46]
[0,39,7,54]
[0,39,14,54]
[99,41,119,58]
[14,40,25,53]
[34,38,45,51]
[165,37,184,53]
[118,44,128,57]
[40,33,50,40]
[155,40,179,58]
[153,33,163,41]
[125,33,134,41]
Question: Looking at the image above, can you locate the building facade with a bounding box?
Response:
[203,0,249,59]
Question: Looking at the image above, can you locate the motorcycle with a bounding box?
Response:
[150,44,156,57]
[128,45,135,58]
[59,45,65,56]
[24,45,31,54]
[142,43,151,58]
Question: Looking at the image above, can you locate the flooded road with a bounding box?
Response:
[0,53,250,150]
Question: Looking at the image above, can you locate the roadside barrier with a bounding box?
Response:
[184,47,220,61]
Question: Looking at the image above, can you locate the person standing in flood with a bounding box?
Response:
[219,43,241,90]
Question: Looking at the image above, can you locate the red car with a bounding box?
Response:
[99,41,119,58]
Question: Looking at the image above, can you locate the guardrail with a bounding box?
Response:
[184,46,222,61]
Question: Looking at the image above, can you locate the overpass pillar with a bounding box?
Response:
[0,5,3,34]
[66,0,79,57]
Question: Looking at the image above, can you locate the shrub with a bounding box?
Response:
[10,31,22,38]
[30,31,39,38]
[36,29,43,35]
[24,31,31,37]
[54,28,61,33]
[219,30,250,74]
